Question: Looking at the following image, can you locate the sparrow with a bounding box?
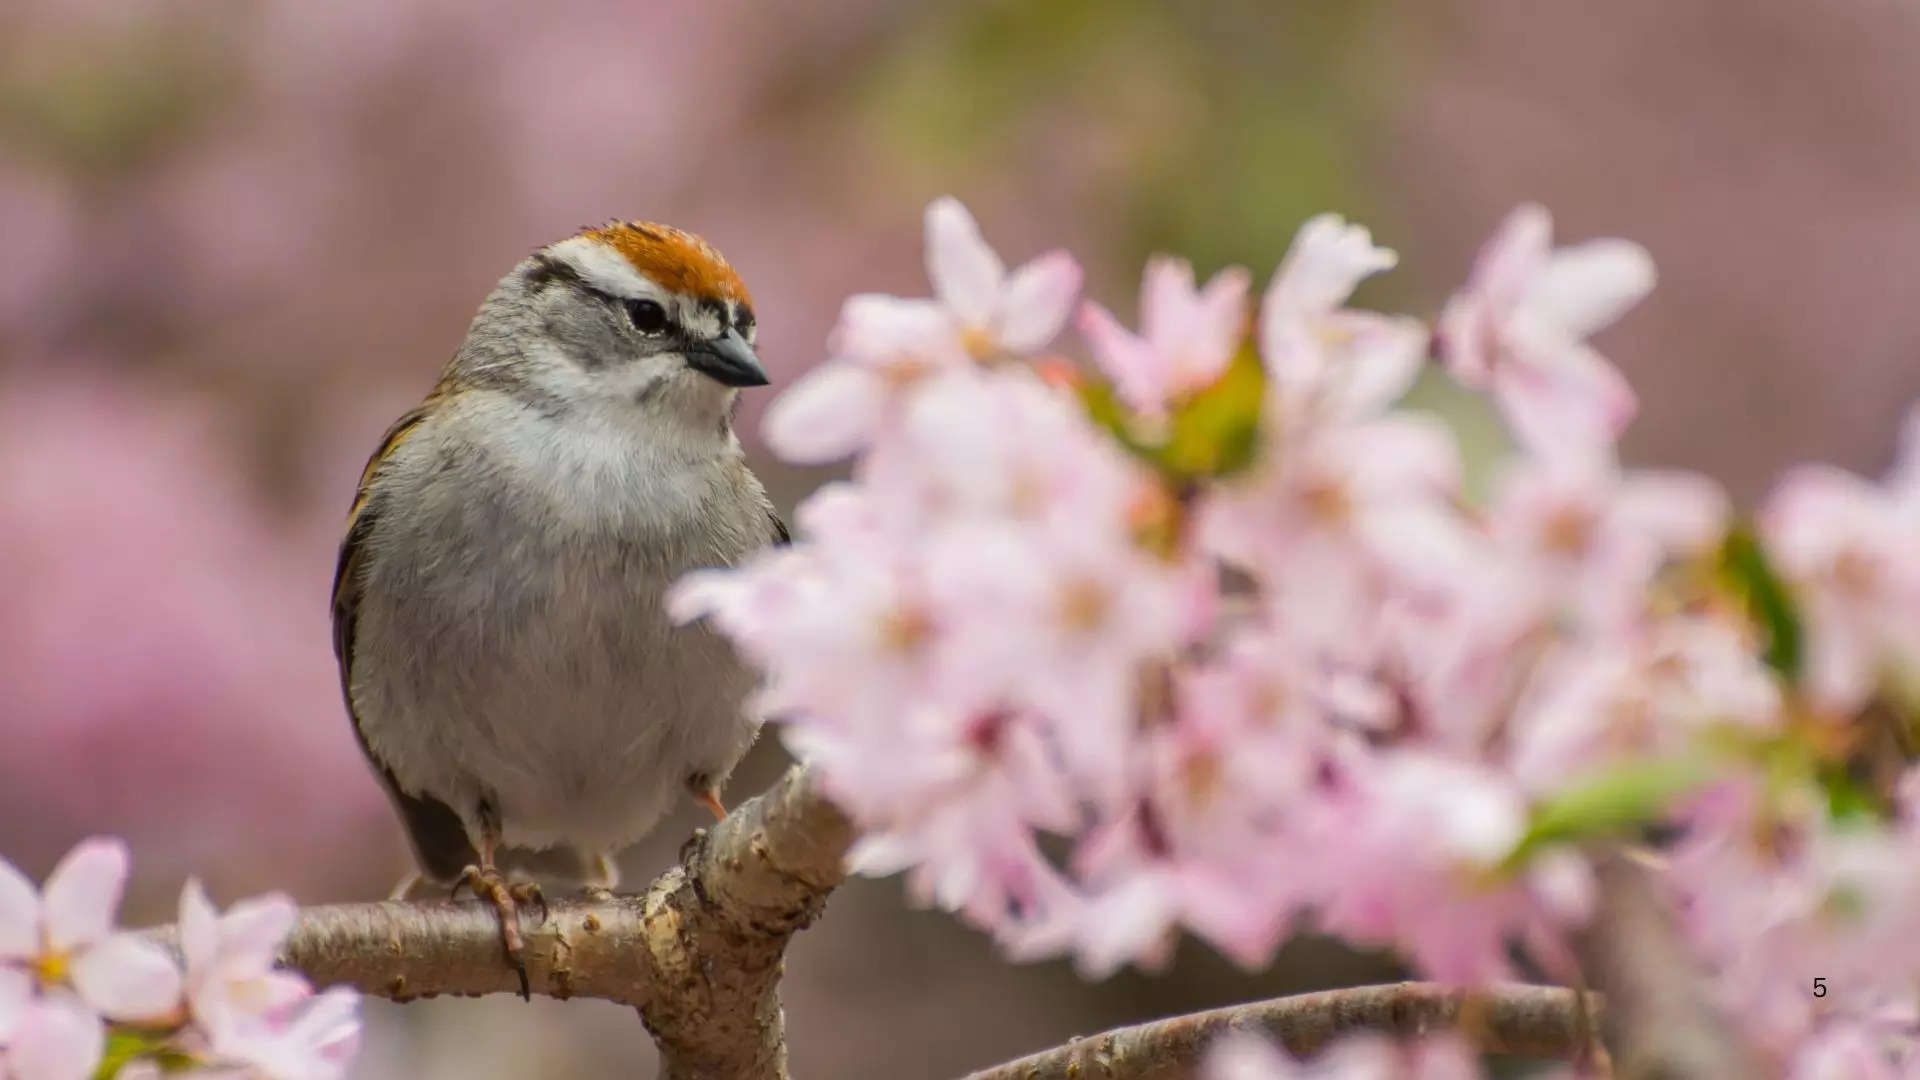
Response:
[330,222,786,993]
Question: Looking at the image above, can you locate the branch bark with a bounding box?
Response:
[160,764,853,1080]
[960,981,1599,1080]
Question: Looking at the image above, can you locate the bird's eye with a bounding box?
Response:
[625,299,669,334]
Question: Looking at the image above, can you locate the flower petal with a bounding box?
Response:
[1493,339,1637,461]
[0,966,32,1042]
[288,986,363,1064]
[0,857,41,961]
[1204,1032,1304,1080]
[70,934,183,1024]
[762,364,886,464]
[1324,312,1428,422]
[924,196,1005,327]
[1614,469,1729,554]
[213,894,299,965]
[177,879,220,976]
[8,997,104,1080]
[1474,202,1554,306]
[1265,213,1398,317]
[1077,301,1171,416]
[40,838,128,952]
[996,251,1081,353]
[1139,256,1199,346]
[1528,238,1656,339]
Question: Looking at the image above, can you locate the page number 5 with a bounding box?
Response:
[1814,978,1828,998]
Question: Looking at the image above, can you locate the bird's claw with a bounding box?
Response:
[455,864,534,1000]
[510,880,549,925]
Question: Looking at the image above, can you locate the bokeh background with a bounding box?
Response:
[4,1,1919,1076]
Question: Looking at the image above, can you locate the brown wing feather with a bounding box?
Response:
[333,405,478,882]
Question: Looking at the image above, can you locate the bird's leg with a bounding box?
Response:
[451,800,543,1000]
[580,853,620,903]
[687,772,729,821]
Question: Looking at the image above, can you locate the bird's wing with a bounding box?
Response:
[333,405,478,882]
[768,506,791,546]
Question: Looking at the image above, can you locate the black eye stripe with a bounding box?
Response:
[526,254,587,291]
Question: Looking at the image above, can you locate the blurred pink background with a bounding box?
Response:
[3,1,1918,1075]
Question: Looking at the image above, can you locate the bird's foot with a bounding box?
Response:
[687,775,728,821]
[512,879,549,924]
[452,865,545,1000]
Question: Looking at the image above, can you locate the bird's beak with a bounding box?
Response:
[685,328,769,388]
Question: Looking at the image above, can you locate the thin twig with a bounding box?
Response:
[960,981,1601,1080]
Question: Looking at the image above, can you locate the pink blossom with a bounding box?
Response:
[1206,1031,1303,1080]
[764,198,1080,464]
[919,516,1199,806]
[1482,454,1728,633]
[1200,412,1476,665]
[923,196,1082,357]
[763,296,971,463]
[686,196,1920,1078]
[672,484,973,734]
[1667,775,1920,1059]
[1761,453,1920,712]
[1205,1031,1484,1080]
[1787,1022,1912,1080]
[1507,614,1780,791]
[841,707,1078,928]
[4,997,104,1080]
[1439,203,1653,458]
[1004,641,1323,975]
[0,839,183,1029]
[878,367,1144,529]
[206,988,362,1080]
[1259,214,1427,429]
[1303,751,1555,983]
[1079,257,1252,417]
[175,881,312,1052]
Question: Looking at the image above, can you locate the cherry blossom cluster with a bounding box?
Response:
[672,196,1920,1077]
[0,840,358,1080]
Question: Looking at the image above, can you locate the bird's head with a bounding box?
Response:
[458,221,767,432]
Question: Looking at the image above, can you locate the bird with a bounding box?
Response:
[330,221,787,994]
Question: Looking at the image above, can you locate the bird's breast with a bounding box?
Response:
[347,398,765,849]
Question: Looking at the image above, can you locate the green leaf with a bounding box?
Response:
[1158,343,1267,479]
[1073,343,1268,484]
[1817,762,1889,824]
[1502,756,1714,869]
[1075,376,1153,459]
[94,1027,196,1080]
[1716,525,1804,683]
[97,1030,156,1080]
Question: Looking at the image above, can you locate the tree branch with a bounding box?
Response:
[154,768,1666,1080]
[959,981,1600,1080]
[157,764,853,1080]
